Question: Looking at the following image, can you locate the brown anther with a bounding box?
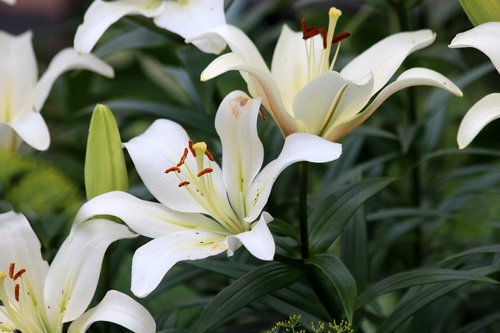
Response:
[165,166,181,174]
[300,18,328,48]
[332,32,351,44]
[205,150,215,162]
[197,167,213,177]
[8,263,15,279]
[14,284,19,302]
[177,148,189,167]
[13,269,25,281]
[178,181,190,187]
[188,140,196,157]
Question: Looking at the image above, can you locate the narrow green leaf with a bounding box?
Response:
[357,268,498,309]
[85,104,128,199]
[455,312,500,333]
[309,178,394,254]
[306,254,357,322]
[440,245,500,268]
[459,0,500,25]
[194,262,302,333]
[376,266,500,333]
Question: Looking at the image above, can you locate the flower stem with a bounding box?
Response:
[299,162,310,260]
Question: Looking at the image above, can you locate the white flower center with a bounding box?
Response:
[0,263,51,333]
[301,7,346,81]
[165,141,246,234]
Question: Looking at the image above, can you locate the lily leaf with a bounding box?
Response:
[194,262,302,333]
[306,254,357,322]
[459,0,500,25]
[309,178,394,254]
[84,104,128,200]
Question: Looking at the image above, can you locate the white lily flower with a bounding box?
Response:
[0,30,114,151]
[0,211,156,333]
[75,91,342,297]
[193,7,463,141]
[74,0,227,54]
[449,22,500,149]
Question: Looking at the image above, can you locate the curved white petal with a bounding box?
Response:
[271,25,321,113]
[340,30,436,94]
[293,71,373,135]
[227,212,274,260]
[215,91,264,219]
[245,133,342,222]
[0,31,37,120]
[74,0,165,53]
[131,230,227,297]
[323,67,462,142]
[457,93,500,149]
[31,48,114,114]
[449,22,500,74]
[201,52,296,135]
[75,191,226,237]
[0,307,15,329]
[154,0,226,54]
[45,218,136,323]
[8,110,50,151]
[67,290,156,333]
[124,119,228,215]
[0,212,48,305]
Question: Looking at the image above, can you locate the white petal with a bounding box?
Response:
[228,212,274,260]
[0,212,48,305]
[457,93,500,149]
[245,133,342,222]
[293,71,373,135]
[215,91,264,219]
[74,0,165,53]
[131,230,227,297]
[0,31,37,118]
[154,0,226,54]
[201,52,297,135]
[75,191,226,237]
[271,25,320,113]
[449,22,500,74]
[68,290,155,333]
[323,67,462,142]
[340,30,436,94]
[8,110,50,151]
[45,218,136,322]
[31,48,114,114]
[124,119,227,215]
[0,307,15,329]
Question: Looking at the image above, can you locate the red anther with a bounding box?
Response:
[332,32,351,44]
[188,140,196,157]
[8,263,15,279]
[165,166,181,174]
[13,268,25,281]
[178,181,190,187]
[300,18,328,48]
[14,284,19,302]
[205,150,215,162]
[197,168,213,177]
[177,148,189,167]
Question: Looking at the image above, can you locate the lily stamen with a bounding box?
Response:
[177,148,189,166]
[188,140,196,157]
[197,168,213,177]
[165,166,181,174]
[332,31,351,44]
[205,150,215,162]
[178,181,190,187]
[9,263,15,279]
[14,284,20,302]
[13,268,25,281]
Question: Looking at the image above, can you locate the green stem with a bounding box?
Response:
[299,162,309,260]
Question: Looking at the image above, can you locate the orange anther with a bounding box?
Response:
[14,284,19,302]
[178,181,190,187]
[8,263,14,279]
[205,150,215,162]
[188,140,196,157]
[165,166,181,174]
[177,148,189,167]
[13,268,26,281]
[300,18,328,48]
[197,168,213,177]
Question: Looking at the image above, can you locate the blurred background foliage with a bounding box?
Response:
[1,0,500,332]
